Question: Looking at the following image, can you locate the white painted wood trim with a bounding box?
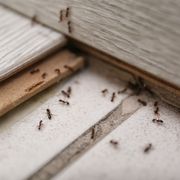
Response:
[0,5,66,81]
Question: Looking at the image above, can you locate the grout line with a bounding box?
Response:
[27,95,141,180]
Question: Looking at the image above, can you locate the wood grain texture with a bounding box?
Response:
[0,50,84,117]
[0,5,66,81]
[1,0,180,87]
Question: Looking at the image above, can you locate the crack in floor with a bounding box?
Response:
[28,95,141,180]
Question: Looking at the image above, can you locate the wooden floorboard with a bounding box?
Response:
[0,50,84,117]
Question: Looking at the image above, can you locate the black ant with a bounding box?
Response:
[67,86,72,96]
[41,73,47,79]
[66,7,70,18]
[54,68,61,75]
[101,89,108,96]
[38,120,43,130]
[61,90,70,98]
[152,119,163,124]
[144,143,152,153]
[59,99,70,105]
[111,92,116,102]
[154,107,159,115]
[138,99,147,106]
[67,21,72,33]
[59,10,63,22]
[154,101,158,107]
[46,108,52,120]
[109,140,118,148]
[102,89,108,93]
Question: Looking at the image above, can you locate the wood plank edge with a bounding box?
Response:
[0,51,84,117]
[0,36,67,82]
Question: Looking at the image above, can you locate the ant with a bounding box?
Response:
[41,73,47,79]
[152,101,163,124]
[144,143,152,153]
[152,119,163,124]
[59,99,70,105]
[59,10,63,22]
[59,7,70,22]
[37,120,43,130]
[111,92,116,102]
[154,101,158,107]
[46,108,52,120]
[154,107,159,115]
[67,21,72,33]
[137,99,147,106]
[109,140,118,148]
[67,86,72,96]
[61,90,70,98]
[66,7,70,18]
[54,68,61,75]
[101,89,108,95]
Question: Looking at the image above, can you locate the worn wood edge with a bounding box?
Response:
[0,50,84,117]
[71,41,180,108]
[0,38,67,82]
[27,96,140,180]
